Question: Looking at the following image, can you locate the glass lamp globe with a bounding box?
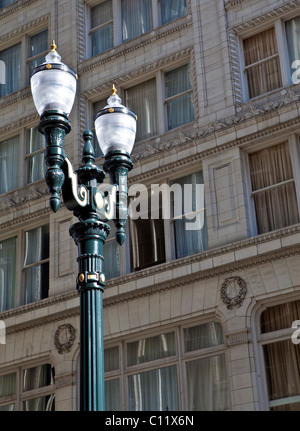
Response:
[30,41,77,116]
[94,86,137,156]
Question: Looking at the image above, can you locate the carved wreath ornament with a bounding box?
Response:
[54,324,76,354]
[220,276,247,310]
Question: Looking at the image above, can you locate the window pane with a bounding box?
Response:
[186,354,229,410]
[0,404,15,411]
[26,127,46,184]
[104,346,119,372]
[172,171,207,258]
[184,322,224,352]
[127,332,176,366]
[29,30,48,58]
[0,136,20,194]
[126,79,157,141]
[23,364,53,391]
[24,225,49,266]
[0,237,16,312]
[122,0,153,42]
[91,25,114,56]
[161,0,186,25]
[93,99,107,157]
[128,365,178,410]
[249,142,299,234]
[24,225,49,304]
[23,394,55,411]
[286,15,300,81]
[0,0,16,8]
[243,28,281,98]
[263,340,300,411]
[261,300,300,333]
[165,64,194,130]
[105,379,120,411]
[0,43,21,97]
[0,373,16,397]
[91,1,112,28]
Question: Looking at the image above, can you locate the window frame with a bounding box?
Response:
[0,27,48,99]
[243,134,300,237]
[239,15,300,102]
[87,0,189,58]
[0,361,55,411]
[103,319,229,411]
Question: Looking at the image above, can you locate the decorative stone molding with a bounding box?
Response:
[0,87,32,110]
[220,276,247,309]
[0,181,49,212]
[0,113,39,134]
[0,0,41,20]
[55,373,76,388]
[54,324,76,354]
[0,14,48,41]
[0,207,50,232]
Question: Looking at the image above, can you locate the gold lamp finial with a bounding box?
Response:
[51,40,57,52]
[112,84,117,96]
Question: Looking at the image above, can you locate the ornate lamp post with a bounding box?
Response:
[30,42,136,411]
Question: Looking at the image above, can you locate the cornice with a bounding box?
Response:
[0,13,48,40]
[0,0,41,20]
[228,0,300,33]
[0,181,49,213]
[0,206,50,231]
[0,112,39,134]
[81,46,193,100]
[0,87,32,110]
[2,224,300,329]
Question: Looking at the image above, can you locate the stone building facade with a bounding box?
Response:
[1,0,300,411]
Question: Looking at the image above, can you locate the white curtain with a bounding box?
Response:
[0,237,16,312]
[161,0,187,24]
[24,226,49,304]
[127,333,176,366]
[103,224,120,279]
[0,43,21,97]
[173,171,207,259]
[249,142,299,234]
[126,78,157,142]
[122,0,153,42]
[0,136,19,194]
[128,365,178,411]
[0,371,16,411]
[105,379,120,411]
[91,1,113,56]
[165,64,194,130]
[186,354,229,411]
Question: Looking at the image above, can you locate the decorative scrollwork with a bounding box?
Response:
[220,276,247,310]
[54,324,76,354]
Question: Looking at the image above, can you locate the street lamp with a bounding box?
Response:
[30,41,136,411]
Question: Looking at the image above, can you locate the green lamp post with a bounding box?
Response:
[30,42,136,411]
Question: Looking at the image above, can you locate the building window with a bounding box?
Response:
[122,0,153,42]
[241,14,300,100]
[0,136,20,194]
[0,44,21,98]
[27,29,48,78]
[90,1,113,56]
[0,28,48,99]
[161,0,187,25]
[125,78,158,142]
[25,127,46,184]
[243,28,282,99]
[171,171,207,259]
[165,64,194,130]
[102,223,121,279]
[0,0,16,8]
[23,225,49,305]
[0,364,55,411]
[0,237,16,312]
[248,141,299,235]
[104,321,229,411]
[89,0,187,57]
[260,301,300,411]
